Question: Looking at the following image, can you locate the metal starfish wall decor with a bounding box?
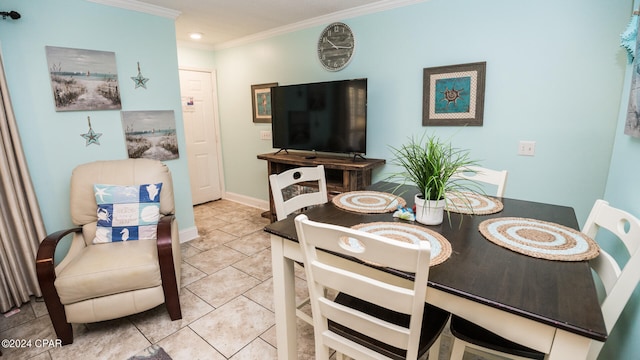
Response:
[80,116,102,146]
[131,61,149,89]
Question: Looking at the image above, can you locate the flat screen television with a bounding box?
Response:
[271,79,367,155]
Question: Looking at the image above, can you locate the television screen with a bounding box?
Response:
[271,79,367,154]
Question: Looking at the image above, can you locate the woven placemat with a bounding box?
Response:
[332,191,406,214]
[445,192,504,215]
[479,217,600,261]
[348,222,452,266]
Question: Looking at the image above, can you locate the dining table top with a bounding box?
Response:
[263,181,608,342]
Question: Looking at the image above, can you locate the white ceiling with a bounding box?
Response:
[92,0,426,49]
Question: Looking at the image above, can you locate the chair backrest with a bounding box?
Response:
[269,165,328,221]
[582,200,640,358]
[294,214,432,360]
[69,159,175,244]
[452,166,508,197]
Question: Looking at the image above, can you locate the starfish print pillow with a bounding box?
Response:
[93,183,162,244]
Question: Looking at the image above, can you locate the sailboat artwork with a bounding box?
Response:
[45,46,121,112]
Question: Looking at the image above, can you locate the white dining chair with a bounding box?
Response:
[452,165,508,197]
[448,199,640,360]
[269,165,328,221]
[294,214,450,360]
[269,165,329,326]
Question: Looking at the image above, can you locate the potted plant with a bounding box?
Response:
[387,133,478,225]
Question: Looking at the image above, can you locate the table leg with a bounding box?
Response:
[271,235,298,360]
[547,329,592,360]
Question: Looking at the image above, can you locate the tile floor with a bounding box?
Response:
[0,199,501,360]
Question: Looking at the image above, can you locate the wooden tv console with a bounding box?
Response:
[257,151,385,222]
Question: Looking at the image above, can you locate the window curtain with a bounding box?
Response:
[0,54,46,312]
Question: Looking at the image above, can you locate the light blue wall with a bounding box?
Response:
[211,0,628,225]
[201,0,635,358]
[0,0,195,243]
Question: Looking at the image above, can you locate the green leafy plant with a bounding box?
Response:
[387,133,480,201]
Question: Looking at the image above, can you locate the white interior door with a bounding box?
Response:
[179,69,222,205]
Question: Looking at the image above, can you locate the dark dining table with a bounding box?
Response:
[265,182,607,360]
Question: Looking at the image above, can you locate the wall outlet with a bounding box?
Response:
[260,130,272,140]
[518,141,536,156]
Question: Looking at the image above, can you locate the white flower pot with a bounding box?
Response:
[414,194,445,225]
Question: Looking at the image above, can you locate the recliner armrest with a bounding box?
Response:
[36,228,83,278]
[36,227,82,345]
[156,215,182,320]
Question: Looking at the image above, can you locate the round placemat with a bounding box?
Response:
[348,222,452,266]
[332,191,406,214]
[445,192,504,215]
[479,217,600,261]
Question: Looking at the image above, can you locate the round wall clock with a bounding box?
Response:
[317,22,355,71]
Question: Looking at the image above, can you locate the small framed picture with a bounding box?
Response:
[251,82,278,123]
[423,62,486,126]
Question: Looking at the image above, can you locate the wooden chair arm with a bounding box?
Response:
[157,215,182,320]
[36,228,83,280]
[35,227,81,345]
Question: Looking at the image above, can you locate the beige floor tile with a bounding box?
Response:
[260,318,316,360]
[49,318,149,360]
[196,216,229,233]
[232,248,273,281]
[188,229,239,251]
[218,219,266,237]
[225,231,271,256]
[229,337,277,359]
[243,278,274,312]
[0,300,36,332]
[180,261,207,288]
[180,241,204,259]
[130,289,214,343]
[158,326,226,360]
[0,316,55,359]
[187,267,260,308]
[190,296,274,358]
[185,246,246,274]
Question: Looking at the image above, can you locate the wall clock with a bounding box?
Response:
[317,22,355,71]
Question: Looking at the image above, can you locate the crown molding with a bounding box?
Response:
[87,0,180,19]
[213,0,428,50]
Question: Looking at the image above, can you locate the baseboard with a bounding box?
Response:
[223,191,269,211]
[179,226,198,244]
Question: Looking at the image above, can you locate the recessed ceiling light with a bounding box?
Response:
[189,32,203,40]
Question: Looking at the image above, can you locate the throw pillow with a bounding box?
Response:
[93,183,162,243]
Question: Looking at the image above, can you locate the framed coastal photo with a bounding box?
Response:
[121,110,179,161]
[45,46,121,111]
[251,82,277,123]
[423,62,486,126]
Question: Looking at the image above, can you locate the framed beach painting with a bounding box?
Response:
[423,62,486,126]
[121,110,179,161]
[45,46,121,111]
[251,82,277,123]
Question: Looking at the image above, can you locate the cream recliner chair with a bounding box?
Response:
[36,159,182,345]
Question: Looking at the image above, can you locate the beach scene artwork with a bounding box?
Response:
[121,110,179,161]
[45,46,121,111]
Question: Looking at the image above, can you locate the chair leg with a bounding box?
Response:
[39,292,73,345]
[449,337,467,360]
[428,335,442,360]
